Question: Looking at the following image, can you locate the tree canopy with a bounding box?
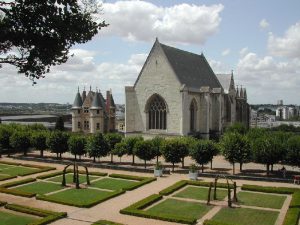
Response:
[0,0,107,82]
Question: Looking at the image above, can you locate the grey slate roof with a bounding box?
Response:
[90,92,102,109]
[160,43,222,89]
[72,92,83,109]
[216,74,231,94]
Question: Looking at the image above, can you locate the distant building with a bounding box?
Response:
[125,39,250,139]
[277,100,283,106]
[71,87,116,133]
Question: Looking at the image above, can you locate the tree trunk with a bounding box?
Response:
[210,160,213,170]
[75,154,77,161]
[156,155,159,164]
[172,162,175,172]
[24,149,27,156]
[40,150,43,157]
[144,160,146,169]
[120,157,121,162]
[266,164,270,175]
[132,154,135,165]
[56,153,59,159]
[182,157,185,168]
[111,154,113,163]
[59,153,62,159]
[79,155,81,161]
[240,163,243,172]
[271,164,273,172]
[202,164,204,173]
[93,156,95,163]
[232,163,235,175]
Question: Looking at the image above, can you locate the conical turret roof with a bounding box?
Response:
[90,91,102,109]
[72,89,83,109]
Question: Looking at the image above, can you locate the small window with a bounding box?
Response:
[97,110,100,114]
[78,122,81,128]
[84,107,89,113]
[77,109,81,114]
[96,123,100,129]
[84,121,89,129]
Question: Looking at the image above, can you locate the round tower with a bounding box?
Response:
[71,87,83,132]
[90,90,103,133]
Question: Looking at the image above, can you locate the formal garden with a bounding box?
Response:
[120,180,300,225]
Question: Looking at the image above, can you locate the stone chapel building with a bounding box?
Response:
[71,87,116,133]
[125,39,249,138]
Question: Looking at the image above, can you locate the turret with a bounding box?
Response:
[82,87,86,103]
[240,87,244,99]
[71,87,83,132]
[243,88,247,101]
[236,86,240,98]
[90,91,103,133]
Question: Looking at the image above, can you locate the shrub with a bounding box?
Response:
[134,140,156,168]
[47,131,69,159]
[10,131,31,156]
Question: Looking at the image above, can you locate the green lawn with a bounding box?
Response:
[45,188,116,206]
[237,191,286,209]
[174,186,228,201]
[0,166,39,176]
[0,163,14,170]
[146,198,213,220]
[46,174,99,184]
[91,178,137,190]
[11,181,65,195]
[0,210,38,225]
[211,207,279,225]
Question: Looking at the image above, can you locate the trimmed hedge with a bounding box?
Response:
[36,189,125,208]
[0,177,36,188]
[109,173,149,181]
[0,161,21,166]
[0,187,36,197]
[203,220,233,225]
[0,175,17,181]
[120,194,196,224]
[92,220,124,225]
[5,203,67,225]
[37,170,107,180]
[0,200,7,207]
[159,180,233,196]
[241,184,296,194]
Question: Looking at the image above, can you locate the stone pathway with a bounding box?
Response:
[0,157,300,225]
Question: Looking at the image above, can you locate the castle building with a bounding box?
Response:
[71,87,116,133]
[125,39,249,138]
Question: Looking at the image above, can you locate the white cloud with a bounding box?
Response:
[259,19,269,29]
[0,50,147,104]
[236,52,300,104]
[239,47,249,56]
[102,1,224,44]
[268,21,300,59]
[221,48,230,56]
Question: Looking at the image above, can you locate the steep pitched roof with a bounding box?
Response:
[159,43,222,89]
[72,92,83,109]
[90,92,102,109]
[216,74,231,94]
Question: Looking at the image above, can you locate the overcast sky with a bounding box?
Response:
[1,0,300,105]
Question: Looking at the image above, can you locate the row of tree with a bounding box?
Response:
[1,123,300,175]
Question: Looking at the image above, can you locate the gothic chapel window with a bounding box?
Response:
[148,95,167,130]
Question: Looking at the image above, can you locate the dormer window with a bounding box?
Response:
[97,110,100,114]
[84,107,89,113]
[77,109,81,114]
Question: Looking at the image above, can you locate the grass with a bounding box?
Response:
[11,181,65,195]
[174,186,228,201]
[146,198,213,220]
[46,174,100,184]
[237,191,287,209]
[45,188,117,206]
[211,207,279,225]
[91,178,137,190]
[0,166,39,176]
[0,163,14,170]
[0,210,38,225]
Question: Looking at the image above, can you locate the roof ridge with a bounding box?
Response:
[160,43,203,58]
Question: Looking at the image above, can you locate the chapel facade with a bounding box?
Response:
[125,39,249,138]
[71,87,116,133]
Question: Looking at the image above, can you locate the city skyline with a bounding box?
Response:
[0,0,299,105]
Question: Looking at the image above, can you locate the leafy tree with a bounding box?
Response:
[225,122,247,135]
[190,140,215,173]
[252,134,283,175]
[46,131,69,159]
[0,0,107,81]
[177,137,193,168]
[133,140,156,168]
[209,140,219,169]
[31,131,48,157]
[105,133,123,163]
[86,133,109,162]
[68,135,86,161]
[55,116,65,131]
[10,131,31,156]
[113,141,127,162]
[220,132,251,174]
[123,136,143,165]
[0,125,13,156]
[151,136,164,164]
[161,139,183,172]
[286,136,300,168]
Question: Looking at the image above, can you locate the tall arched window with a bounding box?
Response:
[147,95,167,130]
[190,99,197,132]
